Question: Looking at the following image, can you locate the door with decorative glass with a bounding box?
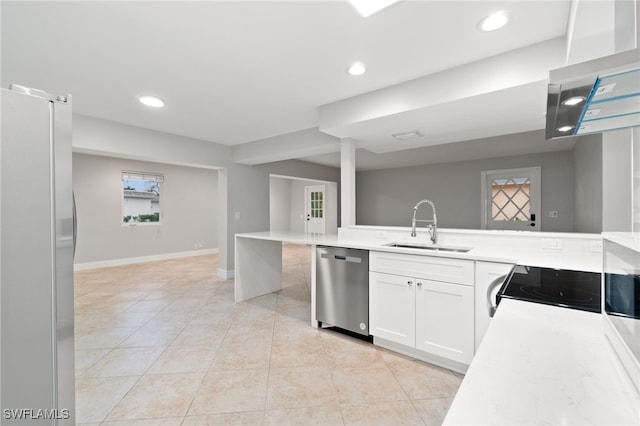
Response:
[481,167,541,231]
[305,185,326,234]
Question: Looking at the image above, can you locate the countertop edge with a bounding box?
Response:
[235,231,519,264]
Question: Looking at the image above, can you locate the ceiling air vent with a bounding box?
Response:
[392,130,424,141]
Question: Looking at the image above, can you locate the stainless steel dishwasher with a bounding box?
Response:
[316,246,369,336]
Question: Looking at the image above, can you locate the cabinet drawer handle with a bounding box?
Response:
[417,282,422,287]
[407,281,413,285]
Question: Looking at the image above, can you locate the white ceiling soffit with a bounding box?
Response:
[300,129,578,171]
[329,81,549,154]
[232,127,339,165]
[318,37,567,153]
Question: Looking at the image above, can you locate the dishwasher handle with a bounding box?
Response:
[320,253,363,264]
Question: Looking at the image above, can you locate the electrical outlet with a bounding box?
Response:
[234,211,240,220]
[549,210,559,218]
[542,238,563,250]
[375,231,388,240]
[198,242,203,248]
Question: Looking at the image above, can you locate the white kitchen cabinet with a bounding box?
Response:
[474,261,514,351]
[369,251,475,366]
[415,279,474,364]
[369,271,415,346]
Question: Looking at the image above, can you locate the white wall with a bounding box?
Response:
[566,0,617,64]
[634,127,640,232]
[573,134,603,233]
[356,151,575,232]
[73,153,218,264]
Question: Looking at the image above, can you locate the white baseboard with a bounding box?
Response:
[74,248,219,271]
[217,268,235,279]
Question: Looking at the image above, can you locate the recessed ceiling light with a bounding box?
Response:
[138,95,164,108]
[348,0,401,18]
[562,96,587,106]
[478,11,509,32]
[347,62,367,76]
[557,125,574,133]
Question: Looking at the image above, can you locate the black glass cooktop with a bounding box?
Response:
[498,265,602,313]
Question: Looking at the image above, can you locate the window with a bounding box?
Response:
[481,167,541,231]
[122,171,163,224]
[490,177,531,222]
[310,190,324,218]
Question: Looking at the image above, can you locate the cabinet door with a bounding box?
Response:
[369,272,415,346]
[415,279,474,364]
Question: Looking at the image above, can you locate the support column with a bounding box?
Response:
[341,138,356,227]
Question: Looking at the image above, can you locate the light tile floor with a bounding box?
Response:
[74,244,462,425]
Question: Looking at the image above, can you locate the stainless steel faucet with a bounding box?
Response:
[411,199,438,244]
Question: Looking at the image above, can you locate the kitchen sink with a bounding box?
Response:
[383,242,472,253]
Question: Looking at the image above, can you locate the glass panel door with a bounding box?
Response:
[482,167,541,231]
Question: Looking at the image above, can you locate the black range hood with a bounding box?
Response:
[546,47,639,140]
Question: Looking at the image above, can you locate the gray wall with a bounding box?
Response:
[73,153,218,264]
[221,160,340,272]
[269,177,339,234]
[573,134,603,233]
[290,180,306,232]
[72,115,340,273]
[356,151,575,232]
[269,178,291,231]
[603,128,634,232]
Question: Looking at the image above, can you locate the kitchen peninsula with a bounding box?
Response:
[235,226,603,304]
[234,227,639,425]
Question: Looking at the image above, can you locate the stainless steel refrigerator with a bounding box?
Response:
[1,85,75,424]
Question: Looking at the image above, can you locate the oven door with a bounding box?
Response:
[487,266,515,318]
[603,238,640,393]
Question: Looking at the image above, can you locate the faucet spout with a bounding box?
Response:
[410,199,438,244]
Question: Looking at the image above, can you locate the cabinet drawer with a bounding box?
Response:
[370,251,474,286]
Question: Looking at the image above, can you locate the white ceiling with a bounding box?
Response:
[1,0,574,169]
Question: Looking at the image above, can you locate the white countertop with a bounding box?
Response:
[443,299,640,425]
[236,230,601,272]
[603,231,640,253]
